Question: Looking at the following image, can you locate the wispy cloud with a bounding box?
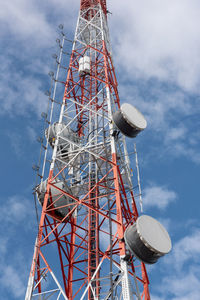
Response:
[1,0,200,166]
[151,296,165,300]
[164,126,187,143]
[0,237,8,257]
[0,0,52,43]
[5,131,23,158]
[27,126,37,142]
[0,265,25,298]
[119,79,200,164]
[0,55,47,116]
[110,0,200,93]
[143,184,177,210]
[166,228,200,271]
[152,226,200,299]
[162,267,200,300]
[0,0,73,118]
[156,217,171,232]
[108,0,200,164]
[1,195,32,224]
[0,194,36,299]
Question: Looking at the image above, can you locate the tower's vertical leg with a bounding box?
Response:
[67,218,76,299]
[102,32,136,298]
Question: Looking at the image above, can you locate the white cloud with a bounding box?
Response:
[162,125,200,163]
[157,218,171,232]
[119,81,200,163]
[118,81,197,135]
[162,268,200,300]
[166,229,200,271]
[108,0,200,164]
[0,195,32,224]
[110,0,200,93]
[143,184,177,210]
[0,0,52,44]
[172,141,200,164]
[0,265,25,298]
[5,131,23,158]
[27,126,37,142]
[0,0,76,117]
[0,238,8,256]
[5,126,38,158]
[165,126,186,142]
[0,0,199,169]
[0,195,36,299]
[151,296,165,300]
[0,0,77,47]
[0,194,36,299]
[152,226,200,299]
[0,56,47,116]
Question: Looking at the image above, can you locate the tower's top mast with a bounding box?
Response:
[80,0,107,15]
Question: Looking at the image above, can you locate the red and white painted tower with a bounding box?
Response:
[25,1,154,299]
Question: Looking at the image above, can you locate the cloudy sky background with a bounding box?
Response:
[1,0,200,299]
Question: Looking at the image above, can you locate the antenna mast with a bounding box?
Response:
[25,1,172,299]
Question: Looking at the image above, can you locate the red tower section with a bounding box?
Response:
[25,1,151,299]
[81,0,107,14]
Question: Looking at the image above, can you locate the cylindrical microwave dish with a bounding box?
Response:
[137,215,171,254]
[124,215,172,264]
[113,103,147,138]
[45,122,79,147]
[37,179,75,221]
[121,103,147,130]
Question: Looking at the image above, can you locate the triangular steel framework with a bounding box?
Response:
[25,2,150,299]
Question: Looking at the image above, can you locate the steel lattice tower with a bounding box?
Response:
[25,1,151,299]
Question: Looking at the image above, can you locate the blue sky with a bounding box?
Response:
[1,0,200,299]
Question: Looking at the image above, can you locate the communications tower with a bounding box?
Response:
[26,1,172,299]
